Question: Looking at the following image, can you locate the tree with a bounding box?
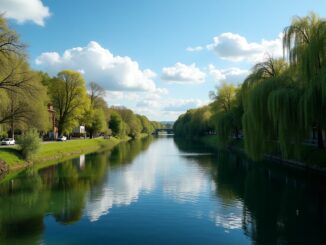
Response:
[210,83,238,113]
[209,83,242,145]
[0,15,25,60]
[283,12,326,148]
[47,70,89,135]
[113,107,142,138]
[88,81,105,108]
[138,115,154,134]
[84,81,109,138]
[0,17,49,138]
[0,63,49,138]
[108,109,127,138]
[241,57,305,160]
[0,17,28,92]
[16,128,41,160]
[173,106,214,138]
[86,109,106,138]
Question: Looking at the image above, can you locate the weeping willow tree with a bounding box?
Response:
[283,12,326,148]
[241,58,305,160]
[209,83,242,146]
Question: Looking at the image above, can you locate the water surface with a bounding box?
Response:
[0,136,325,244]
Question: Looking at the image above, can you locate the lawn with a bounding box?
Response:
[0,147,25,165]
[0,137,122,169]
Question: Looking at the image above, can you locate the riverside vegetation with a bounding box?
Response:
[0,15,163,169]
[174,13,326,167]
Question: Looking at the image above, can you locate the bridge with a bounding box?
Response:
[153,128,174,135]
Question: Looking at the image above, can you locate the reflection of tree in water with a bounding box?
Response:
[87,136,155,207]
[0,168,47,244]
[174,136,326,245]
[49,163,88,224]
[173,137,217,154]
[0,137,154,243]
[110,136,154,167]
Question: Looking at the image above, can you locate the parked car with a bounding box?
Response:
[57,136,67,141]
[1,138,15,145]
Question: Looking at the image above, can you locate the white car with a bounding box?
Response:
[57,136,67,141]
[1,138,15,145]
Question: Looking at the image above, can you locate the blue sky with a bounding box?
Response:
[1,0,326,121]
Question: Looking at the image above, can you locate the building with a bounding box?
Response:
[72,125,86,137]
[47,104,58,140]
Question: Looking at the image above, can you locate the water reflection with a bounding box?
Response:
[0,136,325,244]
[175,139,326,245]
[0,137,154,243]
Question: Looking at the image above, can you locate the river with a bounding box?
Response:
[0,136,325,244]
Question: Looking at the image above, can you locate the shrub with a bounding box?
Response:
[17,128,41,160]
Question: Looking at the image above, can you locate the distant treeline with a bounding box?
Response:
[0,16,162,139]
[174,13,326,160]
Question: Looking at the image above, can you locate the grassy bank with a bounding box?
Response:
[0,137,126,171]
[200,135,326,169]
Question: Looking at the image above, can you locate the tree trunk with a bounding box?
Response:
[58,122,63,136]
[10,105,14,139]
[317,124,324,148]
[10,120,14,139]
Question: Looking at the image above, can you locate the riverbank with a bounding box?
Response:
[200,135,326,174]
[0,137,127,173]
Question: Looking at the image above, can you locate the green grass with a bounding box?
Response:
[0,147,24,165]
[0,137,124,170]
[35,138,117,159]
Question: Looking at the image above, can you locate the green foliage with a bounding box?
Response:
[111,107,141,138]
[210,83,238,113]
[241,58,303,160]
[107,107,159,139]
[17,128,41,160]
[283,12,326,148]
[86,109,106,138]
[0,55,50,135]
[209,83,242,146]
[0,15,25,61]
[138,115,155,134]
[108,111,123,137]
[46,70,90,135]
[173,106,214,138]
[175,11,326,162]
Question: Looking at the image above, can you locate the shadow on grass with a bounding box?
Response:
[0,147,24,161]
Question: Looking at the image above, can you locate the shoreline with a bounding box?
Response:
[199,135,326,176]
[0,136,131,178]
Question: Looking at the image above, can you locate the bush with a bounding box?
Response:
[17,128,41,160]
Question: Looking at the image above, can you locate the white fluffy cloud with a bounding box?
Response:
[0,0,50,26]
[161,62,206,84]
[105,90,206,121]
[188,32,283,63]
[35,41,157,92]
[208,32,282,62]
[208,65,250,84]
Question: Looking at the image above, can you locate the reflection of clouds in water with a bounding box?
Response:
[214,213,243,230]
[85,139,245,231]
[162,159,209,203]
[86,150,161,222]
[209,200,244,230]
